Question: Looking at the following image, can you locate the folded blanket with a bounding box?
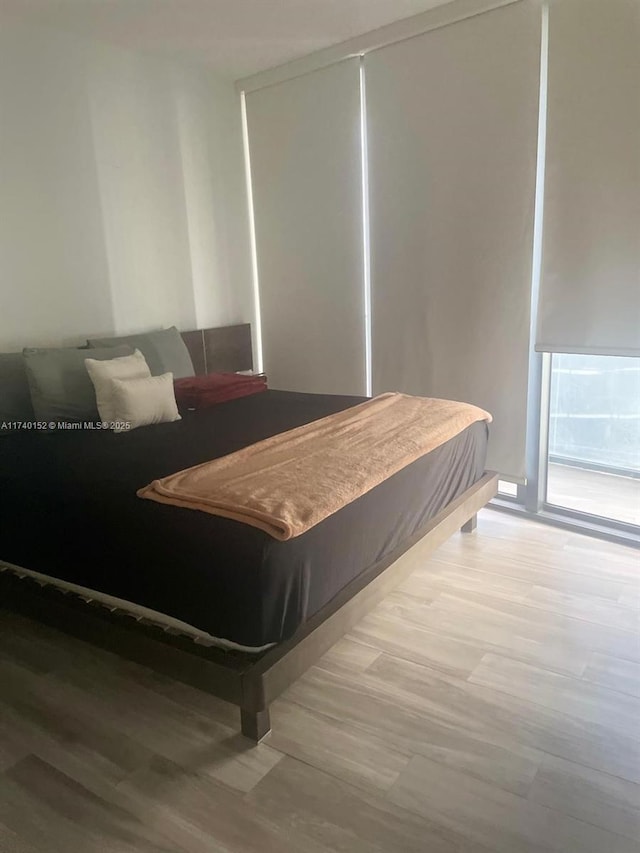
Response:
[138,392,491,540]
[174,372,267,410]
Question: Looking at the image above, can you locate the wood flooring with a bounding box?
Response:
[0,510,638,852]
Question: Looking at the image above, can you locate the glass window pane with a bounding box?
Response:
[546,353,640,526]
[498,480,518,497]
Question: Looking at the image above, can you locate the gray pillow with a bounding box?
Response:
[88,326,194,379]
[0,353,35,430]
[23,345,132,422]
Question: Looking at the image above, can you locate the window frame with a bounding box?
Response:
[492,350,640,545]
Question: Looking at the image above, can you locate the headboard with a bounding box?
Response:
[180,324,253,376]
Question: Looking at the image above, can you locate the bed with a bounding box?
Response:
[0,324,497,741]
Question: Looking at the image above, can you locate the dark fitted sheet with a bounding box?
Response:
[0,390,488,647]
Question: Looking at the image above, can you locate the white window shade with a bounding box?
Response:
[245,60,365,395]
[366,1,540,480]
[536,0,640,357]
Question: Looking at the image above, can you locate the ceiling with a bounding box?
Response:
[0,0,452,80]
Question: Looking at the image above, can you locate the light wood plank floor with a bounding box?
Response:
[1,510,639,852]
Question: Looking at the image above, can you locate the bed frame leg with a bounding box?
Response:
[240,707,271,743]
[461,513,477,533]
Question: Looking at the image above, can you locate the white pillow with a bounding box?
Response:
[110,372,181,432]
[85,349,150,424]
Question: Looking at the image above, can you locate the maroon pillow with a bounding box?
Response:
[174,372,267,410]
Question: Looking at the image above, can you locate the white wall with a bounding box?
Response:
[0,22,252,352]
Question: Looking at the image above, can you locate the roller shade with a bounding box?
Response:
[245,60,365,395]
[366,1,541,479]
[536,0,640,357]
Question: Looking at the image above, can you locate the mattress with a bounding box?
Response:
[0,390,488,648]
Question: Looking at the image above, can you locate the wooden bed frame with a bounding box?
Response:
[0,473,496,741]
[180,323,253,376]
[0,323,497,741]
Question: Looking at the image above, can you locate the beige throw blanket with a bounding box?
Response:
[138,393,491,541]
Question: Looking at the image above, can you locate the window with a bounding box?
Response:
[546,354,640,526]
[495,351,640,540]
[498,480,518,498]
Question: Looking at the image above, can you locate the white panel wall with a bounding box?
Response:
[0,23,252,351]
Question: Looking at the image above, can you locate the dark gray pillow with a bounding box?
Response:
[0,353,35,430]
[23,345,132,422]
[88,326,194,379]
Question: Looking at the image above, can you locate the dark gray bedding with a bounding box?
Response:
[0,390,488,647]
